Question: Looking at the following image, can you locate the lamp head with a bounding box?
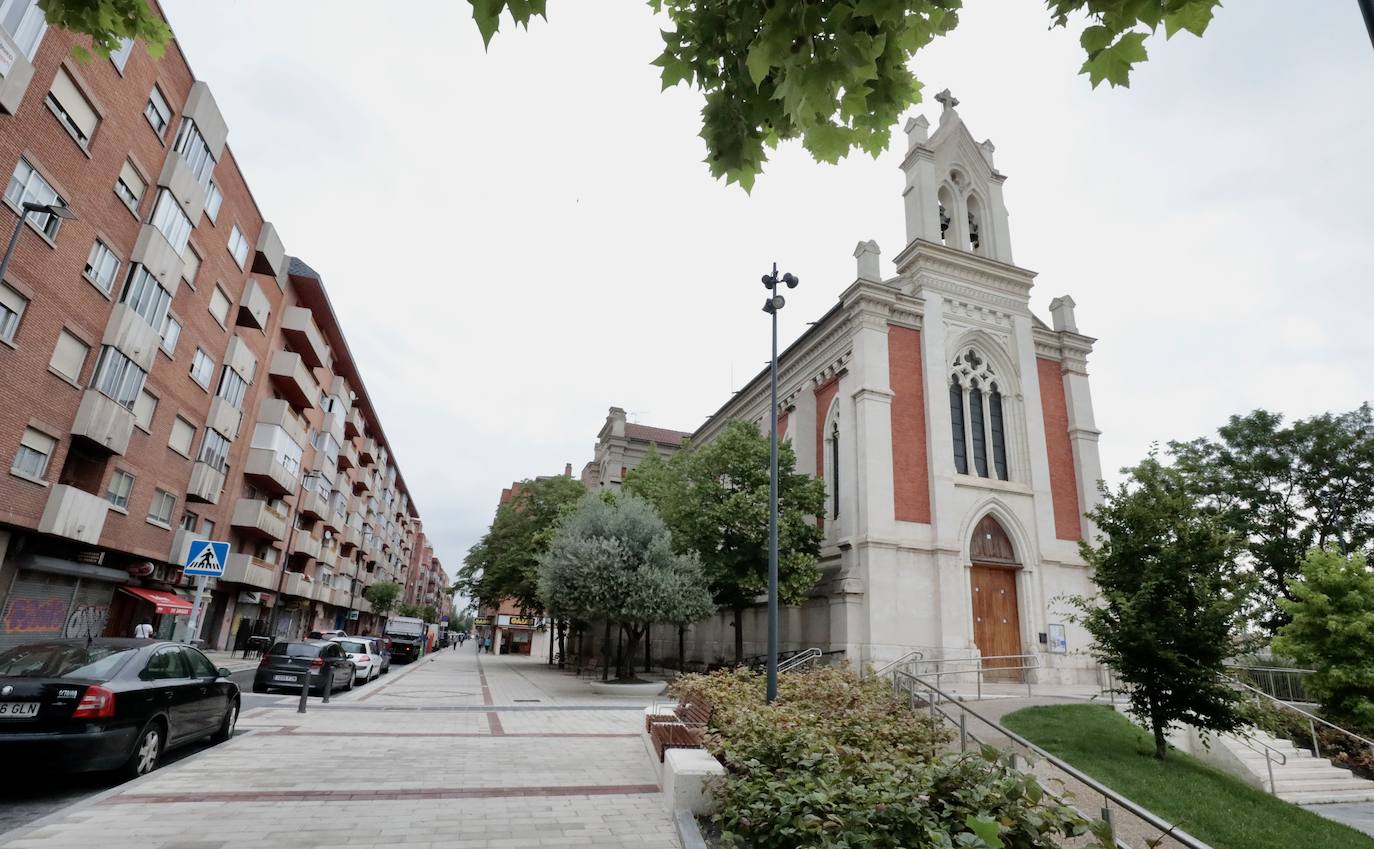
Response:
[761,273,776,289]
[782,272,799,288]
[762,294,785,314]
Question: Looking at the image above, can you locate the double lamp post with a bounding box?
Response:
[760,263,798,704]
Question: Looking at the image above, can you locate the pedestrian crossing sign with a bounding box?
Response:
[184,539,229,577]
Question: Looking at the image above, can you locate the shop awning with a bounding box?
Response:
[120,587,194,616]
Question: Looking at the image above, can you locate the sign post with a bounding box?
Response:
[182,540,229,644]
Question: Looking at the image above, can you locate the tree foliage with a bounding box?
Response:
[468,0,1221,189]
[538,492,714,678]
[37,0,170,63]
[362,581,402,620]
[1070,454,1252,759]
[1273,549,1374,730]
[626,420,825,663]
[457,475,587,612]
[1170,404,1374,633]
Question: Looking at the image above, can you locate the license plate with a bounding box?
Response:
[273,674,299,683]
[0,702,39,719]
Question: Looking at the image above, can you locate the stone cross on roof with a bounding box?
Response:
[934,88,959,110]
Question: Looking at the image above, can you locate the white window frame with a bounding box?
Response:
[149,189,192,254]
[189,347,215,388]
[109,37,135,73]
[45,67,100,149]
[0,280,26,343]
[49,328,88,383]
[119,264,171,330]
[133,388,157,432]
[198,427,230,472]
[208,284,231,326]
[172,118,215,188]
[0,0,48,61]
[168,415,195,457]
[181,244,200,288]
[158,313,180,355]
[115,159,145,214]
[83,239,120,295]
[204,180,222,222]
[144,84,171,138]
[5,158,66,240]
[11,426,55,480]
[147,488,176,526]
[106,469,135,509]
[90,345,147,410]
[227,225,249,269]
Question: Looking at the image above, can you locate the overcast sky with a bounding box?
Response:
[162,1,1373,582]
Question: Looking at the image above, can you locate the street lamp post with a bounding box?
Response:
[0,201,77,283]
[761,263,798,704]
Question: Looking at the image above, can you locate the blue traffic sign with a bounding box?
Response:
[184,539,230,577]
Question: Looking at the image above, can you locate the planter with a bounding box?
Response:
[590,679,668,696]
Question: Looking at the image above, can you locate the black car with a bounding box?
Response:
[251,640,355,695]
[0,639,240,779]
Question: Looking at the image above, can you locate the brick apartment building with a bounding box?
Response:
[401,523,450,617]
[0,1,438,651]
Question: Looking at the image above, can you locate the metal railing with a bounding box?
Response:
[777,647,822,674]
[892,669,1212,849]
[1225,664,1316,704]
[916,653,1042,699]
[1224,728,1287,794]
[1220,669,1374,765]
[865,649,926,679]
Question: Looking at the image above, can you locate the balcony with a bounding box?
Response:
[338,439,358,471]
[351,467,371,496]
[157,151,208,222]
[102,303,163,371]
[267,350,319,412]
[280,307,328,369]
[224,336,258,384]
[237,278,271,331]
[358,437,376,466]
[283,571,313,600]
[71,390,135,456]
[183,82,228,158]
[130,224,185,292]
[220,554,278,591]
[344,407,364,440]
[253,221,286,278]
[0,26,36,114]
[298,485,328,521]
[231,498,288,541]
[289,532,321,561]
[168,528,197,565]
[206,396,243,442]
[243,448,297,496]
[38,485,109,544]
[323,504,344,534]
[186,460,226,504]
[342,523,362,551]
[316,543,339,569]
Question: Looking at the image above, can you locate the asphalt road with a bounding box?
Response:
[0,669,283,837]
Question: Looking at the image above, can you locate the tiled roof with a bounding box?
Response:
[624,423,691,446]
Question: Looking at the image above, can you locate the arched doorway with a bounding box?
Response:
[968,514,1023,681]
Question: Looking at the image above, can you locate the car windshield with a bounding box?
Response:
[268,642,321,658]
[338,640,368,653]
[0,644,137,680]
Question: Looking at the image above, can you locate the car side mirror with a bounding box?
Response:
[217,667,232,678]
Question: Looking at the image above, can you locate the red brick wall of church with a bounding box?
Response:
[887,325,930,523]
[1037,358,1082,540]
[776,411,789,445]
[814,377,838,477]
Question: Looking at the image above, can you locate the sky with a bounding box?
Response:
[161,0,1374,584]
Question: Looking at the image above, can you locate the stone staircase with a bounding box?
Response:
[1218,727,1374,804]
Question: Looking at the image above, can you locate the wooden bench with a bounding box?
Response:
[648,696,713,762]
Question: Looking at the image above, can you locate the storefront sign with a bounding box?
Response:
[126,562,155,578]
[506,615,538,628]
[473,617,492,626]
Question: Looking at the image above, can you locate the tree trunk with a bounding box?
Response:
[601,620,611,683]
[733,605,745,665]
[547,619,555,665]
[678,625,686,674]
[557,619,566,670]
[1150,698,1168,759]
[645,623,652,671]
[616,625,626,679]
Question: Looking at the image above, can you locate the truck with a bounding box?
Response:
[384,616,427,663]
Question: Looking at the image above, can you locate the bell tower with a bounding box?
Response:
[898,90,1014,265]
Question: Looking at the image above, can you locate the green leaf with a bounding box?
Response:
[1079,25,1114,55]
[1164,2,1218,39]
[1080,31,1149,89]
[470,0,504,48]
[964,815,1006,849]
[746,39,773,88]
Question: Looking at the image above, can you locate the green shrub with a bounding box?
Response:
[672,666,1095,849]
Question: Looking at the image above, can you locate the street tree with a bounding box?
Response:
[457,475,587,613]
[1069,453,1252,759]
[1170,404,1374,633]
[626,419,825,664]
[363,581,402,622]
[1274,548,1374,729]
[396,602,423,618]
[538,493,713,680]
[41,1,1222,190]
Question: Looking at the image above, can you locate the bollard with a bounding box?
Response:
[960,712,968,752]
[322,669,331,704]
[297,672,309,714]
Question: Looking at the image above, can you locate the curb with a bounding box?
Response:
[675,810,709,849]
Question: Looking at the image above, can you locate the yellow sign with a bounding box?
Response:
[508,615,537,627]
[473,617,492,626]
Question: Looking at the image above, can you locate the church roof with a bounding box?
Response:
[624,423,691,446]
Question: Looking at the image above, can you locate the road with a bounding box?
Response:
[0,669,283,836]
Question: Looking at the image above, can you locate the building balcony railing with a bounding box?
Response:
[39,485,109,545]
[230,497,288,541]
[243,448,298,497]
[316,543,339,569]
[342,523,362,551]
[358,437,376,466]
[298,486,328,521]
[289,532,321,561]
[71,390,135,456]
[220,554,279,591]
[283,571,313,600]
[280,306,328,370]
[186,460,226,504]
[267,350,319,412]
[338,439,358,471]
[345,407,364,440]
[206,396,243,443]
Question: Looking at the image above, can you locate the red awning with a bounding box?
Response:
[121,587,194,616]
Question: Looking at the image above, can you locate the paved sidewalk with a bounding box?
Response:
[1,651,679,849]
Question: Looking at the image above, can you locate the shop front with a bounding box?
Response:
[0,555,127,650]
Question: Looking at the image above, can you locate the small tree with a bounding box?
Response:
[1070,454,1252,759]
[1274,549,1374,729]
[538,493,713,681]
[396,602,423,619]
[419,604,439,623]
[363,581,402,622]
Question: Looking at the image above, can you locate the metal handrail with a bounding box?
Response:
[777,647,822,674]
[918,653,1042,699]
[1224,664,1315,703]
[892,669,1212,849]
[1222,729,1287,794]
[866,649,926,679]
[1219,669,1374,761]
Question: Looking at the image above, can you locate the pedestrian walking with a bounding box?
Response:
[133,620,154,639]
[484,636,492,654]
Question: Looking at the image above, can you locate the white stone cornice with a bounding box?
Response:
[893,239,1036,292]
[851,387,894,403]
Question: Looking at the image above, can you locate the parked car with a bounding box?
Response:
[330,637,380,684]
[0,639,240,779]
[252,641,355,696]
[362,635,391,673]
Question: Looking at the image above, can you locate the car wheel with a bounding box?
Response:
[252,683,268,694]
[346,673,355,691]
[212,701,239,743]
[121,721,163,780]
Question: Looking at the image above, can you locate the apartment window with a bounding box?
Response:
[49,329,88,383]
[106,469,135,509]
[159,314,180,354]
[46,67,100,148]
[202,518,215,537]
[90,345,147,410]
[149,190,192,254]
[147,488,176,526]
[181,244,200,287]
[83,239,120,295]
[168,415,195,456]
[205,182,224,225]
[133,389,157,431]
[227,225,249,269]
[198,428,230,472]
[144,85,170,136]
[11,426,55,479]
[179,510,198,531]
[5,158,66,240]
[311,429,340,466]
[208,285,231,326]
[109,37,134,73]
[114,160,146,213]
[216,366,248,409]
[189,348,214,388]
[0,0,48,61]
[172,119,215,188]
[119,265,171,329]
[0,281,26,343]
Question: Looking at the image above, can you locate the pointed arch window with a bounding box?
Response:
[950,348,1009,482]
[829,420,840,518]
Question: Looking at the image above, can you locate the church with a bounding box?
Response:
[654,92,1104,683]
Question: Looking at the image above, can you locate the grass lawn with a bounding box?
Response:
[1001,704,1374,849]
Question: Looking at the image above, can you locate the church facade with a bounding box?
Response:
[673,95,1104,683]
